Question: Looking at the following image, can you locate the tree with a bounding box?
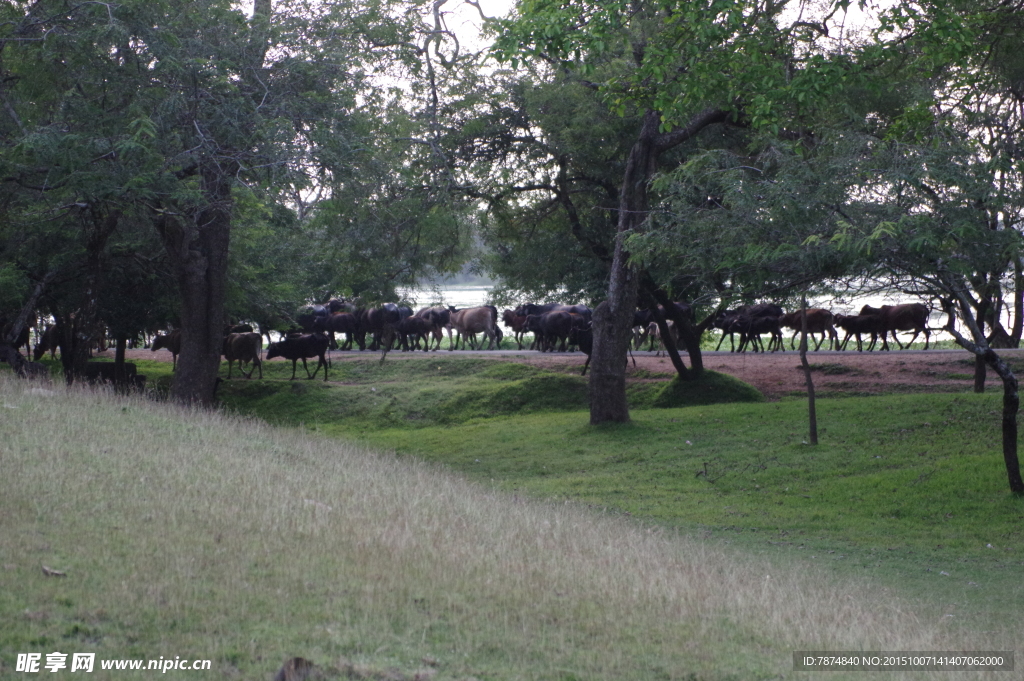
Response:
[1,0,433,403]
[493,0,872,422]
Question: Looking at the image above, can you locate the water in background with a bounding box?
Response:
[398,285,492,310]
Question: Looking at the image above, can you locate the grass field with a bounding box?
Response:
[2,356,1021,680]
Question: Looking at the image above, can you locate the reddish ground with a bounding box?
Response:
[114,344,1022,401]
[588,348,1000,400]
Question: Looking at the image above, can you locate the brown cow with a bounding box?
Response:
[502,309,529,350]
[860,303,931,350]
[151,329,182,370]
[780,309,838,351]
[448,306,497,350]
[222,332,263,379]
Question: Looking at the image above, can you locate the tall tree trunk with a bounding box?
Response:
[113,335,128,391]
[974,354,987,393]
[985,349,1024,493]
[57,208,120,384]
[158,165,234,405]
[589,112,660,424]
[588,108,727,424]
[798,296,818,445]
[1012,258,1024,347]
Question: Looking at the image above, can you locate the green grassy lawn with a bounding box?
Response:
[4,354,1021,679]
[217,355,1024,635]
[9,374,999,681]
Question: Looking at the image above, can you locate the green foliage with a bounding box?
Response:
[495,0,866,132]
[0,264,29,318]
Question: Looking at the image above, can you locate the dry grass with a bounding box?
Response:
[0,376,1011,680]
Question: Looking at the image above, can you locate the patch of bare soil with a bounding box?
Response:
[500,348,1021,400]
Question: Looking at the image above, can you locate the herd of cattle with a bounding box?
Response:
[11,299,933,382]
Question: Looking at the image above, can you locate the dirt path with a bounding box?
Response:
[509,348,1015,400]
[112,345,1020,401]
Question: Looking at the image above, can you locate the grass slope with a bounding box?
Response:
[4,377,999,681]
[215,357,1024,637]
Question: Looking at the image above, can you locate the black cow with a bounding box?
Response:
[524,310,575,352]
[568,323,594,375]
[313,313,362,351]
[414,306,452,350]
[296,305,329,333]
[266,333,329,380]
[396,315,434,352]
[359,304,402,351]
[834,313,884,351]
[34,325,60,361]
[859,303,931,350]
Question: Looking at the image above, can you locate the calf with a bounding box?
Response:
[83,361,136,382]
[502,309,529,350]
[223,332,263,379]
[523,310,574,352]
[266,333,329,381]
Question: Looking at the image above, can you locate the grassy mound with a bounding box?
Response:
[221,358,593,428]
[651,369,765,408]
[431,372,588,423]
